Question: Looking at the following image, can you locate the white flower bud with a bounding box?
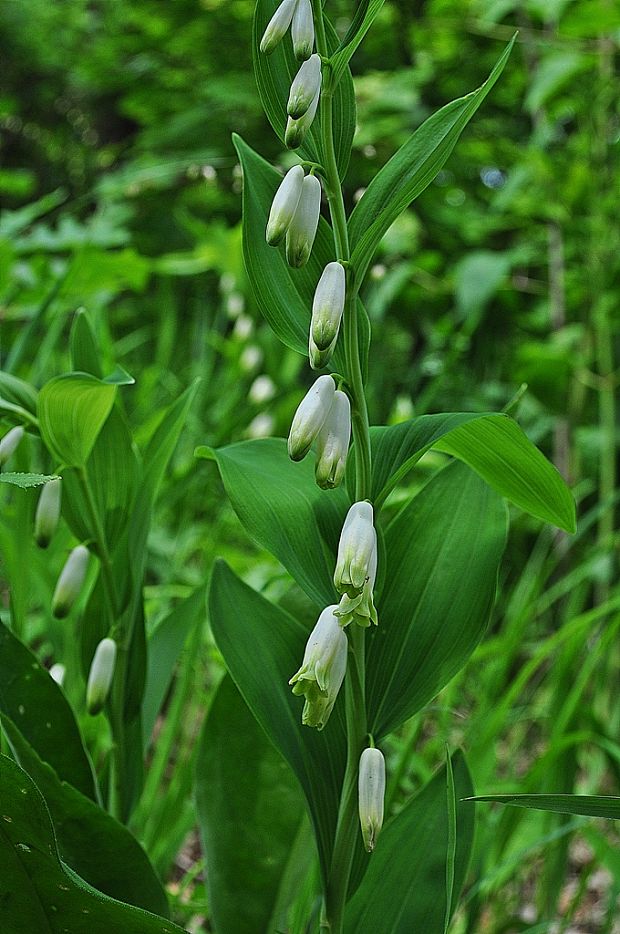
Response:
[34,477,62,548]
[311,262,346,352]
[86,638,117,715]
[52,545,89,619]
[289,605,347,730]
[288,374,335,461]
[266,164,305,246]
[288,54,321,119]
[358,747,385,852]
[49,663,66,687]
[0,425,24,465]
[260,0,297,54]
[285,84,320,150]
[334,501,376,595]
[286,174,321,267]
[315,390,351,490]
[291,0,314,61]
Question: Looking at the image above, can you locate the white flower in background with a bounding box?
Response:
[0,425,24,465]
[291,0,314,60]
[286,174,322,267]
[233,315,254,340]
[288,54,321,119]
[226,292,245,318]
[289,605,347,729]
[288,374,335,461]
[260,0,298,54]
[266,164,305,246]
[334,501,376,595]
[52,545,90,619]
[239,345,263,372]
[315,389,351,490]
[310,261,346,362]
[246,413,275,439]
[49,663,66,687]
[249,375,276,405]
[34,477,62,549]
[86,638,117,715]
[358,747,386,852]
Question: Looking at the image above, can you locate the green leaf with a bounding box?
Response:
[0,371,38,414]
[208,561,347,888]
[371,412,576,532]
[331,1,386,84]
[467,793,620,821]
[2,717,169,917]
[210,438,349,607]
[454,250,512,327]
[142,587,206,749]
[345,751,474,933]
[38,373,117,468]
[195,675,307,934]
[233,134,370,373]
[0,755,187,933]
[0,620,98,801]
[70,310,104,379]
[252,1,355,178]
[444,750,457,934]
[348,38,515,280]
[367,461,507,738]
[0,473,57,489]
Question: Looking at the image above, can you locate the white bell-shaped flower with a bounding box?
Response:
[358,747,386,852]
[289,605,347,730]
[334,501,376,595]
[288,54,321,119]
[86,638,117,715]
[311,261,346,352]
[288,374,335,462]
[52,545,90,619]
[266,164,305,246]
[34,477,62,549]
[286,174,321,267]
[291,0,314,60]
[315,390,351,490]
[0,425,24,465]
[260,0,298,55]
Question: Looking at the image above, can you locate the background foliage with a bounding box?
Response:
[1,0,619,930]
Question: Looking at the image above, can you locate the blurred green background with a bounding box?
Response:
[1,0,619,930]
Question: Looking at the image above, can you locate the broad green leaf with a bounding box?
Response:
[331,1,386,84]
[208,561,347,886]
[70,310,103,378]
[371,412,576,532]
[208,437,349,607]
[195,675,306,934]
[0,755,186,934]
[345,752,474,933]
[468,793,620,820]
[348,38,515,279]
[252,1,355,178]
[233,135,370,374]
[0,621,98,801]
[0,472,57,489]
[142,587,206,749]
[2,718,169,918]
[38,373,116,468]
[367,461,507,738]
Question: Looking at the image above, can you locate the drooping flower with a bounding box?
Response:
[334,501,376,595]
[310,261,346,362]
[285,84,320,150]
[288,374,335,461]
[289,605,347,729]
[34,477,62,549]
[0,425,24,465]
[291,0,314,60]
[288,54,322,119]
[266,164,305,246]
[335,531,378,627]
[315,390,351,490]
[86,638,117,715]
[358,747,386,852]
[259,0,298,55]
[285,174,322,267]
[52,545,89,619]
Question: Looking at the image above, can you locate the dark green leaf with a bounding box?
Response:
[2,717,169,917]
[70,310,103,379]
[367,461,507,737]
[0,371,38,414]
[233,135,370,372]
[345,751,474,933]
[0,620,98,801]
[348,38,515,279]
[38,373,117,468]
[208,561,347,887]
[209,437,349,607]
[252,2,355,178]
[467,793,620,820]
[195,675,306,934]
[0,755,187,933]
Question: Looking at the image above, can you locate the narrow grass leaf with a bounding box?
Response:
[467,794,620,820]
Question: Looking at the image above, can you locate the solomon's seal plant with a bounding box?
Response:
[200,2,576,931]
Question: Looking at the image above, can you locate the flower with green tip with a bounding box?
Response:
[358,747,385,852]
[34,477,62,549]
[52,545,89,619]
[266,164,304,246]
[310,261,346,358]
[260,0,298,54]
[288,374,335,461]
[315,389,351,490]
[288,53,321,119]
[286,174,321,267]
[334,501,376,596]
[289,605,347,730]
[86,638,117,715]
[291,0,314,60]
